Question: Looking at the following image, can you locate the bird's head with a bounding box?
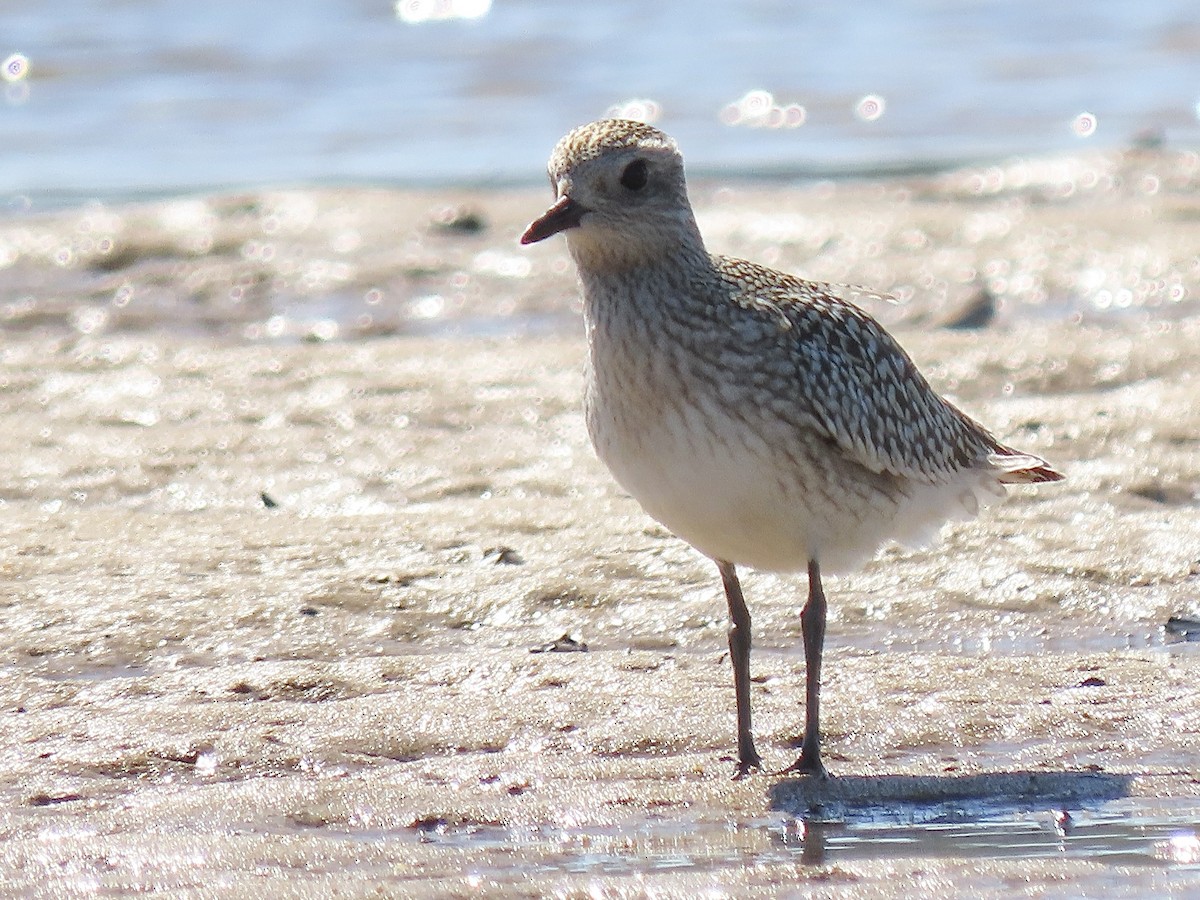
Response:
[521,119,703,271]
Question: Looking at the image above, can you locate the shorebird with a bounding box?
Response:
[520,119,1062,778]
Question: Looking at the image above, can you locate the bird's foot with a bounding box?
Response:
[778,747,828,779]
[731,750,764,781]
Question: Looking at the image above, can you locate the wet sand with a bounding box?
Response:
[2,150,1200,894]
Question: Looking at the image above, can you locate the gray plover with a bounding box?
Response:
[520,119,1063,778]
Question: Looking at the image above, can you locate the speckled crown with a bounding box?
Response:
[548,119,679,175]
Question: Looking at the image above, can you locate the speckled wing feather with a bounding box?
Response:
[712,255,1002,483]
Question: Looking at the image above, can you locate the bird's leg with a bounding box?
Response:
[790,559,828,777]
[718,560,763,778]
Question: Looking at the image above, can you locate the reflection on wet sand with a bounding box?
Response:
[1,148,1198,342]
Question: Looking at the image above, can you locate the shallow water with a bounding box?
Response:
[6,0,1200,203]
[379,800,1200,872]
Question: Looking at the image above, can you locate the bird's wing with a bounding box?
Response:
[713,256,996,482]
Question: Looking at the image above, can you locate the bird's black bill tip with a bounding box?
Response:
[520,195,585,245]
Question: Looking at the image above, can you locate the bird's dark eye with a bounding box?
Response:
[620,159,649,191]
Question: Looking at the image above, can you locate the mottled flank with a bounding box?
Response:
[524,119,1064,776]
[711,254,1060,486]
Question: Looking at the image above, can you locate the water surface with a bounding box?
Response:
[4,0,1200,203]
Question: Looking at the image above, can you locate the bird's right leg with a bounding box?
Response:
[788,558,828,778]
[718,560,763,778]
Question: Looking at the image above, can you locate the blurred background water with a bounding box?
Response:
[4,0,1200,205]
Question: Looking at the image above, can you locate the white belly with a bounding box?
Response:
[584,349,992,575]
[595,405,793,570]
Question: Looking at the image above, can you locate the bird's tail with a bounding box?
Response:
[988,448,1065,484]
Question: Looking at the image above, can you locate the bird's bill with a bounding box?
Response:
[520,195,586,244]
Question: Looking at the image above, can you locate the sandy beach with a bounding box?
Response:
[2,148,1200,895]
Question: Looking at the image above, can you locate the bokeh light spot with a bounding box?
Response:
[604,98,662,124]
[855,94,886,122]
[2,53,29,83]
[1072,112,1098,138]
[719,90,806,129]
[394,0,491,23]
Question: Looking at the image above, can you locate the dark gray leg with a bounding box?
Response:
[791,558,828,777]
[718,560,763,777]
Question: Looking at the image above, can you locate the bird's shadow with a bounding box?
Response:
[767,769,1134,865]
